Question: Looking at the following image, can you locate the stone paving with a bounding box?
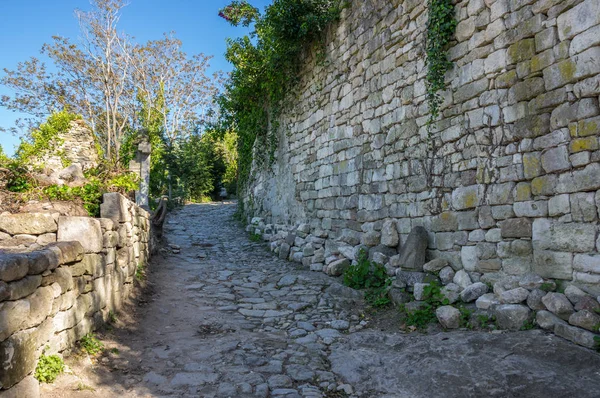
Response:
[42,202,600,398]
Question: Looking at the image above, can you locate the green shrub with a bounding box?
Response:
[79,333,104,355]
[34,353,65,383]
[17,110,81,166]
[343,249,391,308]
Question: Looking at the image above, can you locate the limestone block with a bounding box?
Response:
[0,329,37,389]
[542,292,575,320]
[0,213,57,235]
[554,322,598,348]
[540,146,571,173]
[536,310,564,330]
[1,375,40,398]
[573,254,600,274]
[452,185,483,210]
[380,220,398,247]
[41,268,73,293]
[460,282,489,303]
[532,219,597,252]
[57,216,102,254]
[7,275,42,301]
[543,47,600,90]
[499,218,532,238]
[500,287,530,304]
[548,194,570,216]
[570,192,597,222]
[535,27,557,52]
[47,241,84,264]
[556,0,600,40]
[100,192,132,223]
[0,299,30,341]
[0,254,29,283]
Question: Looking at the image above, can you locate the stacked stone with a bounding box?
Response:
[0,193,150,397]
[245,0,600,335]
[0,212,60,249]
[30,119,100,172]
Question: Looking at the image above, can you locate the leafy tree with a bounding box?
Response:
[1,0,220,164]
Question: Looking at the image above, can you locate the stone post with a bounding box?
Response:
[128,136,151,209]
[137,141,151,208]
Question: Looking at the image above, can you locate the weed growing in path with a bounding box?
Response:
[80,333,104,355]
[343,250,391,308]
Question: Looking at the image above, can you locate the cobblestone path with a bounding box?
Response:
[42,202,600,398]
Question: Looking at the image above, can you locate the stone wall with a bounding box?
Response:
[244,0,600,344]
[0,193,150,397]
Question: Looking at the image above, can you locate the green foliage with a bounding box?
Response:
[108,311,118,324]
[3,162,34,192]
[79,333,104,355]
[34,353,64,383]
[404,304,438,329]
[218,0,341,195]
[520,319,536,331]
[135,263,145,280]
[404,281,449,329]
[17,110,81,166]
[343,249,391,308]
[426,0,456,129]
[249,231,262,242]
[594,336,600,352]
[540,282,555,292]
[458,305,474,329]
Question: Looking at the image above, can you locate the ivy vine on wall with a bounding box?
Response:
[425,0,457,129]
[217,0,342,197]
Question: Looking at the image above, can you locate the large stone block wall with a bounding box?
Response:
[245,1,600,295]
[0,193,150,396]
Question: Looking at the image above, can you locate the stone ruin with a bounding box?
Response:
[31,119,100,186]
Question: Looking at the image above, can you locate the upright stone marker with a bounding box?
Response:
[129,137,151,209]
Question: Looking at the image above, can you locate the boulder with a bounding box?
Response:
[536,310,565,330]
[423,258,450,273]
[518,274,544,290]
[441,283,461,304]
[500,287,530,304]
[327,259,350,276]
[564,285,588,305]
[453,270,472,290]
[476,293,499,310]
[542,292,574,320]
[568,310,600,332]
[526,289,547,310]
[439,266,455,285]
[460,282,489,303]
[436,306,461,329]
[494,304,532,330]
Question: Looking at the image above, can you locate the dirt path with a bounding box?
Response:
[42,202,600,398]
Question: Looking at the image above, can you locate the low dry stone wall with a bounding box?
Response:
[0,193,150,397]
[244,0,600,348]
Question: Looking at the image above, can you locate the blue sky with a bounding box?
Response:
[0,0,271,156]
